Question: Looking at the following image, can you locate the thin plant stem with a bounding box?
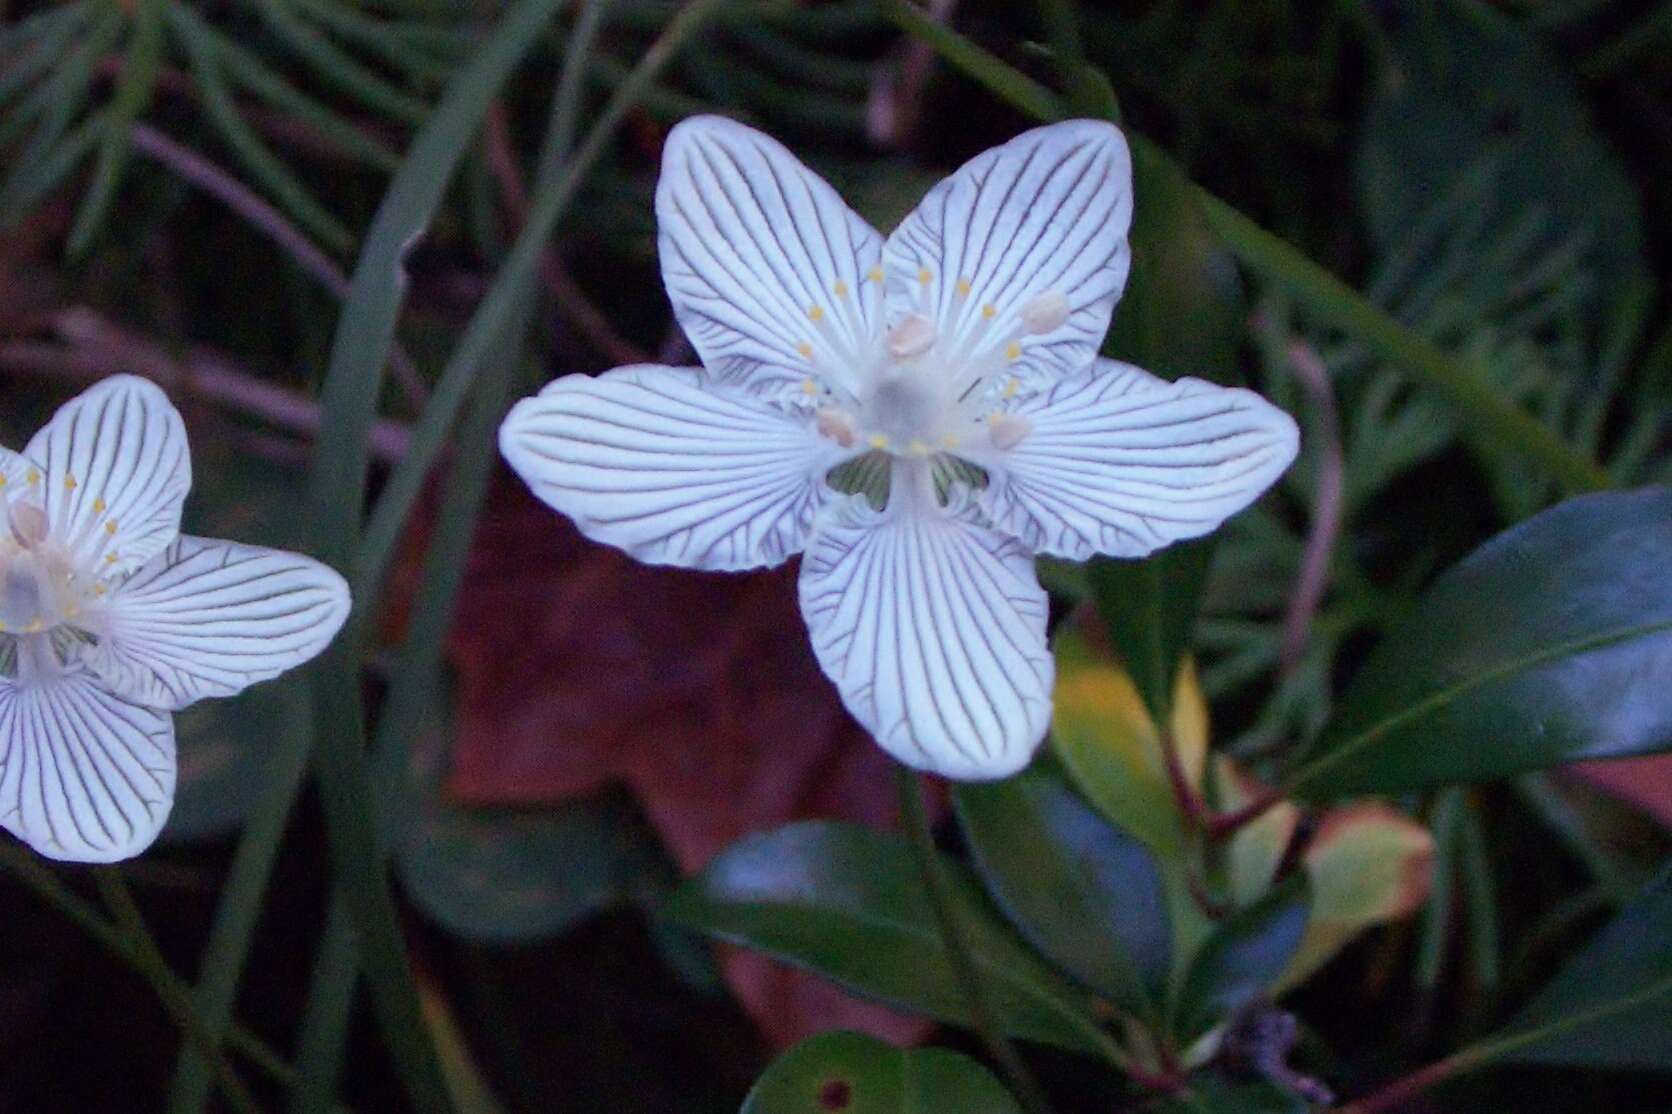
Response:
[91,869,265,1114]
[892,766,1058,1114]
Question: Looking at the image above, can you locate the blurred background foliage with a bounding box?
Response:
[0,0,1670,1111]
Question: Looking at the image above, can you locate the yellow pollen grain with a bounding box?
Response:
[105,519,118,536]
[796,341,813,358]
[981,303,997,319]
[64,474,77,492]
[868,433,889,450]
[917,267,932,286]
[955,277,972,297]
[867,266,884,283]
[832,280,849,298]
[807,305,825,321]
[1004,377,1020,398]
[801,378,818,396]
[92,497,106,514]
[1005,342,1022,362]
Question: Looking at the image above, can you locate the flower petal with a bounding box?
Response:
[86,536,351,711]
[657,115,884,398]
[981,359,1299,560]
[798,476,1053,779]
[500,365,846,571]
[24,375,191,577]
[883,120,1131,386]
[0,445,44,492]
[0,668,174,862]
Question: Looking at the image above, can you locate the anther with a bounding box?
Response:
[867,266,884,283]
[801,378,818,397]
[981,304,997,319]
[1003,378,1020,399]
[987,412,1034,451]
[887,314,937,360]
[816,408,857,448]
[92,497,106,514]
[955,277,972,297]
[807,305,825,321]
[832,280,849,298]
[917,267,932,286]
[105,520,118,536]
[64,474,77,492]
[940,434,960,449]
[796,341,814,359]
[1005,342,1022,362]
[25,469,39,485]
[868,433,890,450]
[907,439,929,457]
[1020,290,1070,334]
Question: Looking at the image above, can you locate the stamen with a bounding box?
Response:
[907,439,930,457]
[981,303,997,319]
[955,277,972,297]
[917,267,932,286]
[25,469,39,486]
[92,497,106,514]
[807,305,825,321]
[887,314,937,360]
[1003,378,1020,399]
[816,408,857,448]
[105,520,118,536]
[801,378,818,397]
[868,433,890,450]
[987,412,1034,451]
[1005,342,1022,362]
[1020,290,1070,334]
[63,474,77,492]
[8,503,48,549]
[867,266,884,283]
[940,434,960,449]
[832,280,849,298]
[796,342,813,359]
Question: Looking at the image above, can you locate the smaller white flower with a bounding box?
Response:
[0,375,350,862]
[501,117,1298,781]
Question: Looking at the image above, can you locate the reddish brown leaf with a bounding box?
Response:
[440,475,931,1047]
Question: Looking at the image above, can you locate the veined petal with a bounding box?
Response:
[657,115,884,398]
[980,359,1299,561]
[883,120,1131,386]
[24,375,191,577]
[0,445,44,492]
[798,474,1053,780]
[500,365,846,571]
[0,668,174,862]
[87,536,352,711]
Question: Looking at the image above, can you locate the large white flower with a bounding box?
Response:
[500,117,1297,780]
[0,375,350,861]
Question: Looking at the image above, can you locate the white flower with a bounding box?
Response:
[0,375,350,861]
[500,117,1297,780]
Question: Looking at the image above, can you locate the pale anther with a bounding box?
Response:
[917,267,932,286]
[987,412,1034,451]
[816,408,857,448]
[868,433,889,450]
[832,280,849,298]
[981,304,997,319]
[801,378,818,396]
[1003,378,1020,399]
[807,305,825,321]
[955,277,972,297]
[867,266,884,283]
[1005,342,1022,361]
[887,314,937,360]
[64,474,77,492]
[1020,289,1070,334]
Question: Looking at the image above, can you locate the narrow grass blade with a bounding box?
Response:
[66,0,166,255]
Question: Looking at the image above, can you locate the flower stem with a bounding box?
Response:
[892,766,1058,1114]
[91,868,264,1114]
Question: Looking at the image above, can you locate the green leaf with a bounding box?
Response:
[664,821,1106,1055]
[1290,488,1672,798]
[1152,1075,1311,1114]
[954,767,1171,1017]
[1497,863,1672,1069]
[394,717,659,944]
[1172,874,1311,1042]
[742,1031,1022,1114]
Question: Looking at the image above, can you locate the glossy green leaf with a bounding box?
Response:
[1291,489,1672,797]
[1173,875,1311,1042]
[954,767,1171,1017]
[1498,863,1672,1069]
[664,821,1106,1055]
[742,1031,1021,1114]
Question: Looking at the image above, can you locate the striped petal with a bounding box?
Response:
[0,445,44,492]
[980,359,1299,560]
[798,474,1053,779]
[24,375,191,577]
[87,536,351,710]
[883,120,1132,388]
[500,365,846,572]
[657,115,884,399]
[0,668,174,862]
